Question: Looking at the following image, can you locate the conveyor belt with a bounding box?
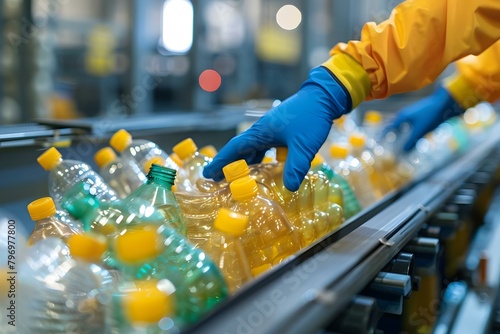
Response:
[186,124,500,334]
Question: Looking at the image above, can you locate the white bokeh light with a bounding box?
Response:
[161,0,193,53]
[276,5,302,31]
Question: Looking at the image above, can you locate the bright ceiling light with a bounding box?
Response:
[161,0,193,53]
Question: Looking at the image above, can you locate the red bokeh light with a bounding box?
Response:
[199,69,222,92]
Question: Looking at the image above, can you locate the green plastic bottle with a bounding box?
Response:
[125,164,187,236]
[107,218,228,324]
[311,154,362,219]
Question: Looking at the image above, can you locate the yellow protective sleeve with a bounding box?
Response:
[329,0,500,102]
[444,40,500,109]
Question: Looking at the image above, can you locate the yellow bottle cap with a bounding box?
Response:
[199,145,218,158]
[37,147,62,171]
[173,138,198,160]
[169,153,183,167]
[115,226,163,264]
[229,176,258,201]
[349,134,366,148]
[275,147,288,162]
[110,129,132,153]
[67,234,107,263]
[251,263,272,277]
[330,144,349,159]
[310,154,325,168]
[261,156,275,164]
[144,156,165,173]
[27,197,57,221]
[171,185,177,192]
[94,147,117,168]
[364,111,383,124]
[223,159,250,183]
[213,208,248,236]
[123,280,174,324]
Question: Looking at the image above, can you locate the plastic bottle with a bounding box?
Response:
[18,237,115,334]
[362,111,384,150]
[173,138,212,192]
[204,208,252,294]
[104,205,228,324]
[229,176,301,276]
[109,279,181,333]
[109,129,177,173]
[37,147,118,206]
[349,133,389,198]
[329,144,377,208]
[310,154,362,219]
[26,197,80,246]
[94,147,146,199]
[124,164,187,236]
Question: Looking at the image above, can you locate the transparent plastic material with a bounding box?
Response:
[330,146,377,208]
[229,177,301,276]
[107,223,228,324]
[44,155,118,207]
[204,209,252,293]
[27,215,80,246]
[310,162,362,219]
[97,154,146,199]
[174,140,212,192]
[125,165,187,236]
[18,238,116,334]
[110,130,178,173]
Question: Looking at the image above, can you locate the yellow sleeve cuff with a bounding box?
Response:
[322,54,371,110]
[443,74,482,110]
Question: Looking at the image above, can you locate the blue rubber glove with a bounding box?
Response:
[203,66,350,191]
[387,85,465,152]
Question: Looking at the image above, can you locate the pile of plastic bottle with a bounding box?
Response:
[13,104,498,333]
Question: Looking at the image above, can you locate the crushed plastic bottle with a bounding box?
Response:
[94,147,146,199]
[37,147,118,206]
[27,197,80,246]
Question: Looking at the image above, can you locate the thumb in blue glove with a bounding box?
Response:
[385,85,465,152]
[203,66,351,191]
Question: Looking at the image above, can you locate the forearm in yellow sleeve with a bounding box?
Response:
[444,40,500,109]
[329,0,500,101]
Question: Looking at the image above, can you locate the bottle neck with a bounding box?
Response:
[147,164,176,190]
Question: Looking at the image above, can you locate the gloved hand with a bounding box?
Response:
[203,66,351,191]
[386,85,465,152]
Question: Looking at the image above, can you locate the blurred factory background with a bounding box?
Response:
[0,0,434,125]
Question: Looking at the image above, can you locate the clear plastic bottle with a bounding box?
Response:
[109,279,181,333]
[109,129,177,173]
[349,133,389,198]
[204,208,252,293]
[26,197,81,246]
[37,147,118,206]
[329,144,377,208]
[18,237,115,334]
[310,154,362,219]
[173,138,212,192]
[124,164,187,236]
[94,147,146,199]
[229,176,301,276]
[104,205,228,324]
